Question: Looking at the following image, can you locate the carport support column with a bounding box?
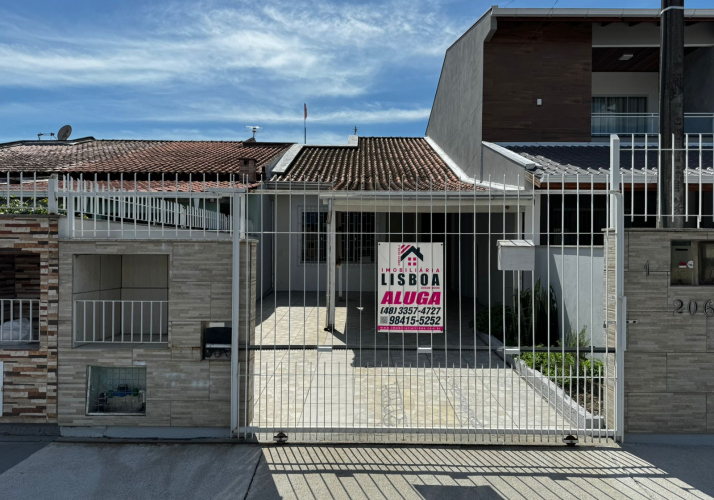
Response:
[325,199,336,330]
[231,191,245,438]
[610,135,625,442]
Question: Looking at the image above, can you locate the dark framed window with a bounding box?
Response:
[342,212,376,263]
[301,210,328,263]
[540,195,607,246]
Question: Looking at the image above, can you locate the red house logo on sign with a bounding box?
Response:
[398,245,424,267]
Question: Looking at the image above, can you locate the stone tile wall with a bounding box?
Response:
[623,228,714,433]
[0,216,60,423]
[57,239,256,429]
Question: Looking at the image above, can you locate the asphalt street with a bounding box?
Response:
[1,439,713,499]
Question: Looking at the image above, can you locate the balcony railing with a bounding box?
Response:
[0,299,40,343]
[73,300,168,345]
[592,113,714,136]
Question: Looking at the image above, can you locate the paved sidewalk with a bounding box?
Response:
[1,440,714,499]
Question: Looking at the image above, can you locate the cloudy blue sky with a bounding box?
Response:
[0,0,709,144]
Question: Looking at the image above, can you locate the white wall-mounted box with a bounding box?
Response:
[497,240,535,271]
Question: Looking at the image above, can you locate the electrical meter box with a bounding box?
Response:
[671,240,695,286]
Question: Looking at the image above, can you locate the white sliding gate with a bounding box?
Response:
[234,162,625,444]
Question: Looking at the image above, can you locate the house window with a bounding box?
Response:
[540,195,607,246]
[592,96,649,135]
[301,210,328,263]
[592,96,647,114]
[86,366,146,415]
[342,213,376,263]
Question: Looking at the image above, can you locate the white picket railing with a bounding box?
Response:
[73,300,169,345]
[0,299,40,343]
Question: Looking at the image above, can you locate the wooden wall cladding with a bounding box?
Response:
[482,22,593,142]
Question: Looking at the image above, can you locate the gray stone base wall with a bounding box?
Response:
[57,240,256,428]
[623,229,714,433]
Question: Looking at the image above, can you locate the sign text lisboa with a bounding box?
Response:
[377,242,444,333]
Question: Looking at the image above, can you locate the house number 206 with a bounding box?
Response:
[673,299,714,316]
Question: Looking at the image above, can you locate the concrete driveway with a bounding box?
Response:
[1,440,713,499]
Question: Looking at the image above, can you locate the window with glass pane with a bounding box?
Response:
[86,366,146,415]
[592,96,648,134]
[302,210,328,263]
[342,213,375,263]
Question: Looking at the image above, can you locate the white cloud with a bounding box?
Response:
[141,101,432,125]
[0,0,459,98]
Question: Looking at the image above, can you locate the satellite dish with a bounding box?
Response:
[57,125,72,141]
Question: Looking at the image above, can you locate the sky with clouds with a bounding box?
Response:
[0,0,710,144]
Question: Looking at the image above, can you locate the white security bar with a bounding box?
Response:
[73,300,168,345]
[0,299,40,343]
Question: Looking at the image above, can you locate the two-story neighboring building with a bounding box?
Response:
[427,6,714,182]
[427,7,714,439]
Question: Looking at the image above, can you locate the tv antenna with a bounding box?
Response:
[245,126,263,139]
[37,132,55,140]
[57,125,72,141]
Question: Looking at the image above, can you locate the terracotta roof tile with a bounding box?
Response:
[7,178,251,193]
[270,137,481,191]
[0,139,291,175]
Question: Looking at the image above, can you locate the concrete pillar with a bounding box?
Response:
[325,199,336,330]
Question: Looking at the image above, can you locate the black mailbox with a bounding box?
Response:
[203,325,231,360]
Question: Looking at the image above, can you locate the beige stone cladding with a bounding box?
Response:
[623,229,714,434]
[58,239,256,428]
[0,215,60,423]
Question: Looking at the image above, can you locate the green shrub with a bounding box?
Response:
[516,328,604,393]
[471,279,559,346]
[0,197,50,215]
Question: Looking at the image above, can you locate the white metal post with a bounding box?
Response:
[610,134,625,442]
[230,191,243,437]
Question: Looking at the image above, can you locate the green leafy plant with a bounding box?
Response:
[0,196,50,215]
[471,279,559,346]
[516,327,604,397]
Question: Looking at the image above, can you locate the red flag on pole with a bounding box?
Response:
[304,103,307,119]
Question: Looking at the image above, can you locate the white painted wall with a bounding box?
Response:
[534,247,605,348]
[274,195,382,293]
[592,72,659,113]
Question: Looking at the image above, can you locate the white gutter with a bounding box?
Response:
[425,136,523,191]
[483,141,540,170]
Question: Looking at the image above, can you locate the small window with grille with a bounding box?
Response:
[86,366,146,416]
[301,209,328,263]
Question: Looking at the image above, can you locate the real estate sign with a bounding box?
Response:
[377,242,444,333]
